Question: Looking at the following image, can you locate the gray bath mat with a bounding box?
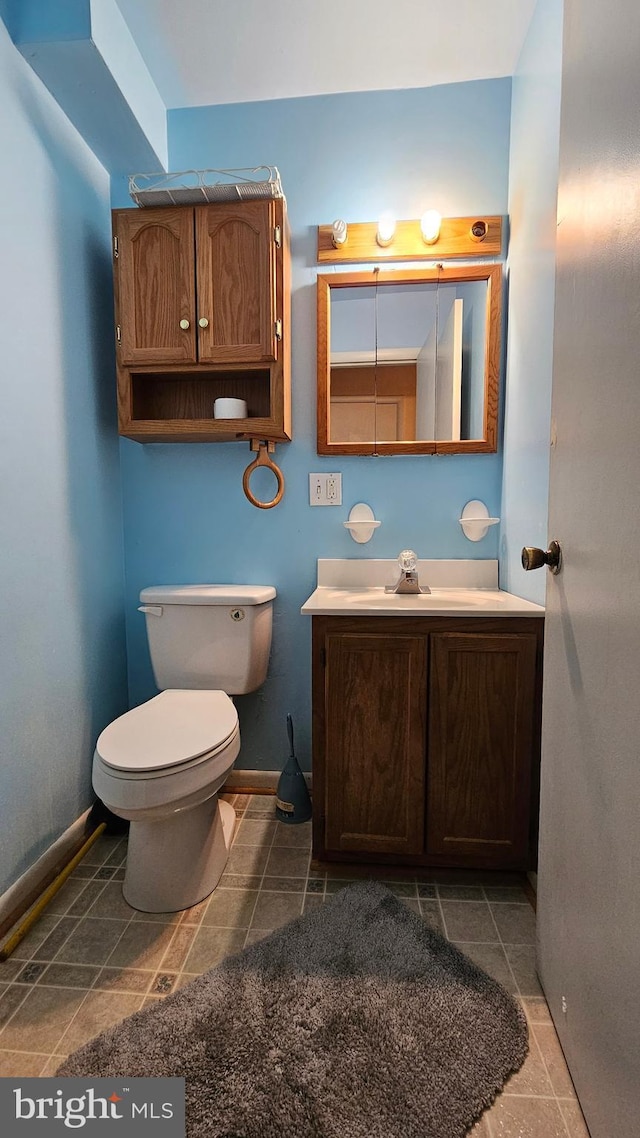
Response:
[58,881,528,1137]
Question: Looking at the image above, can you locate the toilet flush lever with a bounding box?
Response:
[138,604,163,617]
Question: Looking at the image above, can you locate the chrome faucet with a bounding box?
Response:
[385,549,431,595]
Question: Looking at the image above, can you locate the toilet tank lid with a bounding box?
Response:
[140,584,276,605]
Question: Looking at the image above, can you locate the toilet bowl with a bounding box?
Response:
[93,690,241,912]
[93,583,276,913]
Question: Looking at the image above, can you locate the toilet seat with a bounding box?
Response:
[95,690,238,778]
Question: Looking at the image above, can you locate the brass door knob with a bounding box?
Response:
[521,541,562,574]
[198,317,209,329]
[179,318,190,330]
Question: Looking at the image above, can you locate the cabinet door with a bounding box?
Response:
[427,632,538,866]
[114,208,196,365]
[195,202,277,363]
[323,632,427,855]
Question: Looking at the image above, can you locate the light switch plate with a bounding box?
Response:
[309,473,342,506]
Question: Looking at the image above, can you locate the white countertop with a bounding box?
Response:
[301,560,545,618]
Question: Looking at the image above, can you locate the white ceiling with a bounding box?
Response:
[114,0,538,110]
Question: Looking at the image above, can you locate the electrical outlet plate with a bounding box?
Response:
[309,473,342,506]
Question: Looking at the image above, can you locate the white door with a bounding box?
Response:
[536,2,640,1134]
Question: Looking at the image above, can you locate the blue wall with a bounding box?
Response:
[0,18,128,893]
[500,0,564,603]
[117,80,512,772]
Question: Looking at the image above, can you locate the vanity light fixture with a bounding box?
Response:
[317,214,502,263]
[376,212,396,247]
[420,209,442,245]
[331,219,348,248]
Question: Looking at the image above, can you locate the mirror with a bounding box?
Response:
[317,265,502,455]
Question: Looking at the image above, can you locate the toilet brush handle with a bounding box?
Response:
[287,714,295,758]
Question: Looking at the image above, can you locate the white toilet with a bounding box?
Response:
[92,584,276,913]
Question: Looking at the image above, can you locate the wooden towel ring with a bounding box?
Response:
[242,440,285,509]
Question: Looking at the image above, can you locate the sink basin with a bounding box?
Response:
[300,560,545,617]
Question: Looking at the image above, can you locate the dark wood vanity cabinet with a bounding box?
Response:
[311,616,544,870]
[112,199,290,443]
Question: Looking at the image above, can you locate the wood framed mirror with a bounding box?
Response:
[317,264,502,455]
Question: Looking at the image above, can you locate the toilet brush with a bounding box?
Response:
[276,714,312,824]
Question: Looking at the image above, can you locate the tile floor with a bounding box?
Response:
[0,793,590,1136]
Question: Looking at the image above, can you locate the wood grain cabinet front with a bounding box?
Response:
[112,200,290,443]
[311,616,543,871]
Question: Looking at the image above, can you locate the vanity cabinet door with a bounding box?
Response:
[426,631,538,867]
[320,630,427,856]
[113,208,197,365]
[195,202,277,364]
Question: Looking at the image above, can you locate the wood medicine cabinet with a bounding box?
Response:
[317,264,501,456]
[112,200,291,443]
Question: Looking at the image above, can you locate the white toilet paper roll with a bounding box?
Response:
[213,397,248,419]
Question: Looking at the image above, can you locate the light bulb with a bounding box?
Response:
[420,209,441,244]
[376,211,396,247]
[331,219,348,248]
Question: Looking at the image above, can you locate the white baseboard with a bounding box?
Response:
[0,808,92,931]
[225,769,312,794]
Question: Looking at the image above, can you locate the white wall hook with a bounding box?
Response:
[459,499,500,541]
[343,503,381,544]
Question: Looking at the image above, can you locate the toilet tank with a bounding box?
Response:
[139,585,276,695]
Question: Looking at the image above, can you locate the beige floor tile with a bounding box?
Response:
[67,880,110,917]
[41,1055,67,1075]
[184,927,246,973]
[129,907,183,925]
[559,1098,591,1137]
[0,1050,50,1076]
[150,973,178,996]
[55,918,130,966]
[218,873,264,891]
[264,847,310,879]
[174,973,198,990]
[326,879,357,895]
[490,902,537,945]
[31,918,81,962]
[468,1116,492,1137]
[419,901,444,932]
[159,926,198,973]
[271,821,312,848]
[520,996,552,1025]
[485,1094,568,1137]
[16,962,48,984]
[261,876,305,893]
[177,896,211,926]
[0,958,27,983]
[504,944,543,997]
[244,928,273,947]
[58,990,142,1053]
[0,985,30,1029]
[201,889,258,928]
[302,895,325,914]
[84,881,138,922]
[533,1022,577,1098]
[46,878,93,915]
[454,942,518,994]
[382,881,419,898]
[106,922,176,972]
[38,963,100,989]
[0,986,87,1052]
[502,1033,554,1097]
[224,845,269,876]
[11,913,64,960]
[400,898,420,914]
[438,885,484,901]
[440,901,499,942]
[484,885,531,904]
[234,818,276,846]
[93,967,154,994]
[84,833,127,867]
[250,892,303,931]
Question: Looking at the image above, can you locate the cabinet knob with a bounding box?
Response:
[179,318,190,330]
[521,541,562,574]
[198,317,209,329]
